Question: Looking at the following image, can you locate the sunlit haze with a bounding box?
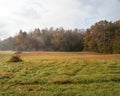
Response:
[0,0,120,39]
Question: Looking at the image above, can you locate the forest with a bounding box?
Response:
[0,20,120,54]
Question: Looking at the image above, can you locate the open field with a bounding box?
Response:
[0,51,120,96]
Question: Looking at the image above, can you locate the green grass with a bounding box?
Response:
[0,52,120,96]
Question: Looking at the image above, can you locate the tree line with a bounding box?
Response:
[84,20,120,53]
[0,20,120,53]
[0,28,84,51]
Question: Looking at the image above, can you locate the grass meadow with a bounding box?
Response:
[0,51,120,96]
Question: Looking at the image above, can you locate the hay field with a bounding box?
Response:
[0,51,120,96]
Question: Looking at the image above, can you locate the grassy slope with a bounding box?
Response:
[0,52,120,96]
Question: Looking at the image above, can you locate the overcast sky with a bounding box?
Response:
[0,0,120,39]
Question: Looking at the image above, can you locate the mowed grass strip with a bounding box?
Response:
[0,51,120,96]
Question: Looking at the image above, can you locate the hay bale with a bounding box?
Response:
[8,55,23,62]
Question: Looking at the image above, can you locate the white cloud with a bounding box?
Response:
[0,0,120,39]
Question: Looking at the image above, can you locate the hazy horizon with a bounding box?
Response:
[0,0,120,39]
